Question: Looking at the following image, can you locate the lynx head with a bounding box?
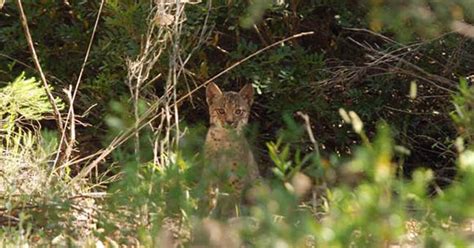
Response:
[206,82,254,131]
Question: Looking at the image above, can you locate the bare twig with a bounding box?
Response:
[68,192,108,200]
[172,31,315,102]
[343,27,403,46]
[348,37,456,93]
[315,30,458,96]
[0,53,67,85]
[61,85,76,170]
[16,0,64,132]
[253,24,269,46]
[53,0,106,167]
[296,111,320,158]
[127,3,169,162]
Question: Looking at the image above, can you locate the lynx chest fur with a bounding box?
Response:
[204,83,259,192]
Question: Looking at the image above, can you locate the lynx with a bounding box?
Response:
[204,82,260,217]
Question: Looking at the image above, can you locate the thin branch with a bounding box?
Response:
[348,37,456,93]
[52,0,106,167]
[0,53,66,84]
[172,31,315,102]
[16,0,64,132]
[296,111,320,158]
[62,85,76,167]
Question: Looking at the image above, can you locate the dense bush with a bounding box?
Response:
[1,0,474,246]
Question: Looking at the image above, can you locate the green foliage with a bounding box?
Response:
[0,214,33,247]
[94,112,474,246]
[0,73,63,127]
[0,72,62,158]
[0,73,81,245]
[240,0,274,28]
[99,155,201,245]
[452,78,474,148]
[367,0,474,41]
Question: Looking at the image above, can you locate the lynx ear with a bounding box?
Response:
[206,82,223,105]
[239,83,254,106]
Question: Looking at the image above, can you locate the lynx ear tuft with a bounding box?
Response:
[206,82,223,105]
[239,83,254,106]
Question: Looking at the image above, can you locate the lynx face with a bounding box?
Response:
[206,82,254,132]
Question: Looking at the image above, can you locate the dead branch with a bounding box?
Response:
[16,0,64,134]
[296,111,320,158]
[314,30,459,96]
[52,0,106,168]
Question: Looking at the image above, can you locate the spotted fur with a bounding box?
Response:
[204,82,260,217]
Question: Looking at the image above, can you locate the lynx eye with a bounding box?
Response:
[234,109,243,115]
[216,109,225,115]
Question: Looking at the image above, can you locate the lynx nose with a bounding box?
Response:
[225,120,233,126]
